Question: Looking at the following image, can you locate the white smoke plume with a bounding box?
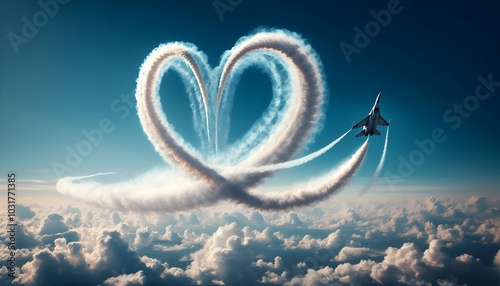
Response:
[220,139,369,210]
[57,29,371,212]
[358,126,390,195]
[245,129,351,174]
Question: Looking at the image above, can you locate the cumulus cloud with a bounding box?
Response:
[284,230,343,250]
[463,196,489,213]
[2,196,499,285]
[372,242,425,284]
[494,250,500,273]
[255,256,283,269]
[133,226,160,249]
[186,222,258,285]
[260,270,288,284]
[39,214,69,235]
[4,223,41,249]
[37,213,79,246]
[330,260,375,285]
[423,239,447,267]
[436,224,463,243]
[288,266,336,286]
[16,238,91,285]
[334,246,374,262]
[15,231,187,286]
[17,204,36,220]
[243,227,282,245]
[455,254,478,264]
[159,225,183,245]
[102,270,145,286]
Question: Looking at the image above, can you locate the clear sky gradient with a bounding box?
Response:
[1,0,499,195]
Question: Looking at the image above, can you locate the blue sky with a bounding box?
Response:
[1,2,500,285]
[1,0,499,195]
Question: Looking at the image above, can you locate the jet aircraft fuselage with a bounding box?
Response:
[352,92,390,138]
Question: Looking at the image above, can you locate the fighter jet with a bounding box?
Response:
[352,91,390,138]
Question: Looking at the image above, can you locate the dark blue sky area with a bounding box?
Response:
[1,0,499,193]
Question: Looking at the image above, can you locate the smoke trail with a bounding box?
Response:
[214,54,288,161]
[244,129,351,174]
[213,31,330,196]
[216,30,327,166]
[137,30,328,189]
[221,139,368,210]
[136,43,225,185]
[57,168,221,212]
[57,29,368,213]
[56,140,368,212]
[168,57,213,152]
[358,126,390,195]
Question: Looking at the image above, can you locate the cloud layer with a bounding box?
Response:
[1,195,499,285]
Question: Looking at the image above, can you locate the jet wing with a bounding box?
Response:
[377,116,390,126]
[352,116,369,129]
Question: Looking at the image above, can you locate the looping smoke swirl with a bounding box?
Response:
[57,29,370,212]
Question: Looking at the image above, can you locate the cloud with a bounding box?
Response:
[242,227,282,246]
[436,224,463,243]
[423,239,447,267]
[372,242,425,284]
[93,231,146,275]
[186,222,258,285]
[455,254,478,264]
[333,260,376,285]
[163,226,182,244]
[286,239,491,285]
[17,204,36,220]
[288,266,336,286]
[36,213,80,246]
[463,196,488,213]
[14,229,198,286]
[3,196,499,285]
[494,250,500,273]
[260,270,288,284]
[255,256,283,270]
[296,230,343,250]
[334,247,373,262]
[424,196,447,214]
[2,223,41,249]
[284,260,375,285]
[39,214,69,235]
[133,226,160,249]
[102,270,145,286]
[16,238,91,286]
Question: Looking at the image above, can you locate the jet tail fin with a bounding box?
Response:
[355,130,365,138]
[373,129,381,136]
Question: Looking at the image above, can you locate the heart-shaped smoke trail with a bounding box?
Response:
[56,29,370,212]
